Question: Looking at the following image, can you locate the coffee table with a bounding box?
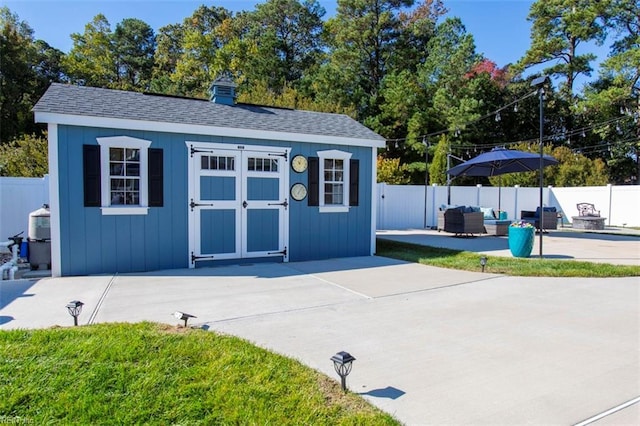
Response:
[484,220,512,236]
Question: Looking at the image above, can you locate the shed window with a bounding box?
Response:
[317,150,352,213]
[109,148,141,205]
[97,136,151,215]
[248,157,278,172]
[323,158,344,205]
[202,155,235,171]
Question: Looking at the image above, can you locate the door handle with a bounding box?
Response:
[243,200,248,208]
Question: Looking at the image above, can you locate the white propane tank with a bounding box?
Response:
[28,204,51,241]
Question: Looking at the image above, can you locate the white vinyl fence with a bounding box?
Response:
[0,176,50,241]
[1,177,638,236]
[377,183,640,230]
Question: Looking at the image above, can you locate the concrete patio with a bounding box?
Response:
[1,253,638,424]
[377,227,640,266]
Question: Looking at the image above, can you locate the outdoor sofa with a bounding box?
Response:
[437,206,484,236]
[520,207,558,231]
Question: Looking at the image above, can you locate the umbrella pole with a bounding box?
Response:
[424,140,429,228]
[498,176,502,213]
[538,83,545,257]
[446,152,451,205]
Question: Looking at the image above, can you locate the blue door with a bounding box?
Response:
[187,143,289,266]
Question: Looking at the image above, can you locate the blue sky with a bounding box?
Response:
[5,0,608,86]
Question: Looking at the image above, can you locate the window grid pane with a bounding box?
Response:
[324,183,344,205]
[110,148,124,161]
[110,178,140,205]
[125,163,140,176]
[110,147,141,206]
[200,155,236,171]
[247,157,278,173]
[125,148,139,161]
[322,157,346,205]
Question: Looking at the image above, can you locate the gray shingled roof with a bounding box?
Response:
[34,83,384,142]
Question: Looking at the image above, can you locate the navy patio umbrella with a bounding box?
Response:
[446,147,558,212]
[447,147,558,177]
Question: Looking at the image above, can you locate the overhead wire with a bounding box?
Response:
[384,101,636,161]
[384,90,539,145]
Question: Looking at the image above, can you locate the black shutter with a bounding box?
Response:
[83,145,101,207]
[308,157,319,206]
[349,159,359,206]
[148,148,164,207]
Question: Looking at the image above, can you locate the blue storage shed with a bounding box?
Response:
[34,79,385,277]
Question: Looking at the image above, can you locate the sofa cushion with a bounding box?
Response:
[535,206,557,217]
[440,204,459,211]
[480,207,496,220]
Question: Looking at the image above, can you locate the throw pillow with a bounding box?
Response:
[480,207,495,220]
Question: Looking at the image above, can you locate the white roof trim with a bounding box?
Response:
[35,112,386,148]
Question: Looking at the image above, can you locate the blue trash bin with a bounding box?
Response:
[20,241,29,260]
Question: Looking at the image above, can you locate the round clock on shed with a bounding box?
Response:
[290,183,308,201]
[291,155,308,173]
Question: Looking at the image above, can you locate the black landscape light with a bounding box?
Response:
[173,311,196,327]
[331,351,355,392]
[66,300,84,326]
[480,256,487,272]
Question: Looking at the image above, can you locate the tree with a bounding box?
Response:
[244,0,325,87]
[377,156,410,183]
[367,70,423,140]
[64,14,117,87]
[397,17,482,184]
[236,79,356,114]
[367,70,431,183]
[364,1,445,139]
[428,134,450,185]
[168,6,234,97]
[518,0,611,96]
[113,18,156,90]
[580,0,639,183]
[150,23,185,93]
[516,0,611,146]
[0,133,48,177]
[488,143,608,187]
[390,0,445,72]
[32,39,66,93]
[0,7,64,143]
[0,7,37,142]
[417,17,481,131]
[458,61,512,143]
[64,15,157,92]
[366,14,482,184]
[552,145,609,186]
[321,0,415,118]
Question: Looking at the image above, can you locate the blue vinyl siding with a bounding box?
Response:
[56,126,374,275]
[58,126,191,275]
[287,144,373,262]
[247,177,279,200]
[247,209,279,252]
[201,210,235,254]
[201,176,235,200]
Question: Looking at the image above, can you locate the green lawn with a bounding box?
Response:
[376,238,640,277]
[0,322,399,425]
